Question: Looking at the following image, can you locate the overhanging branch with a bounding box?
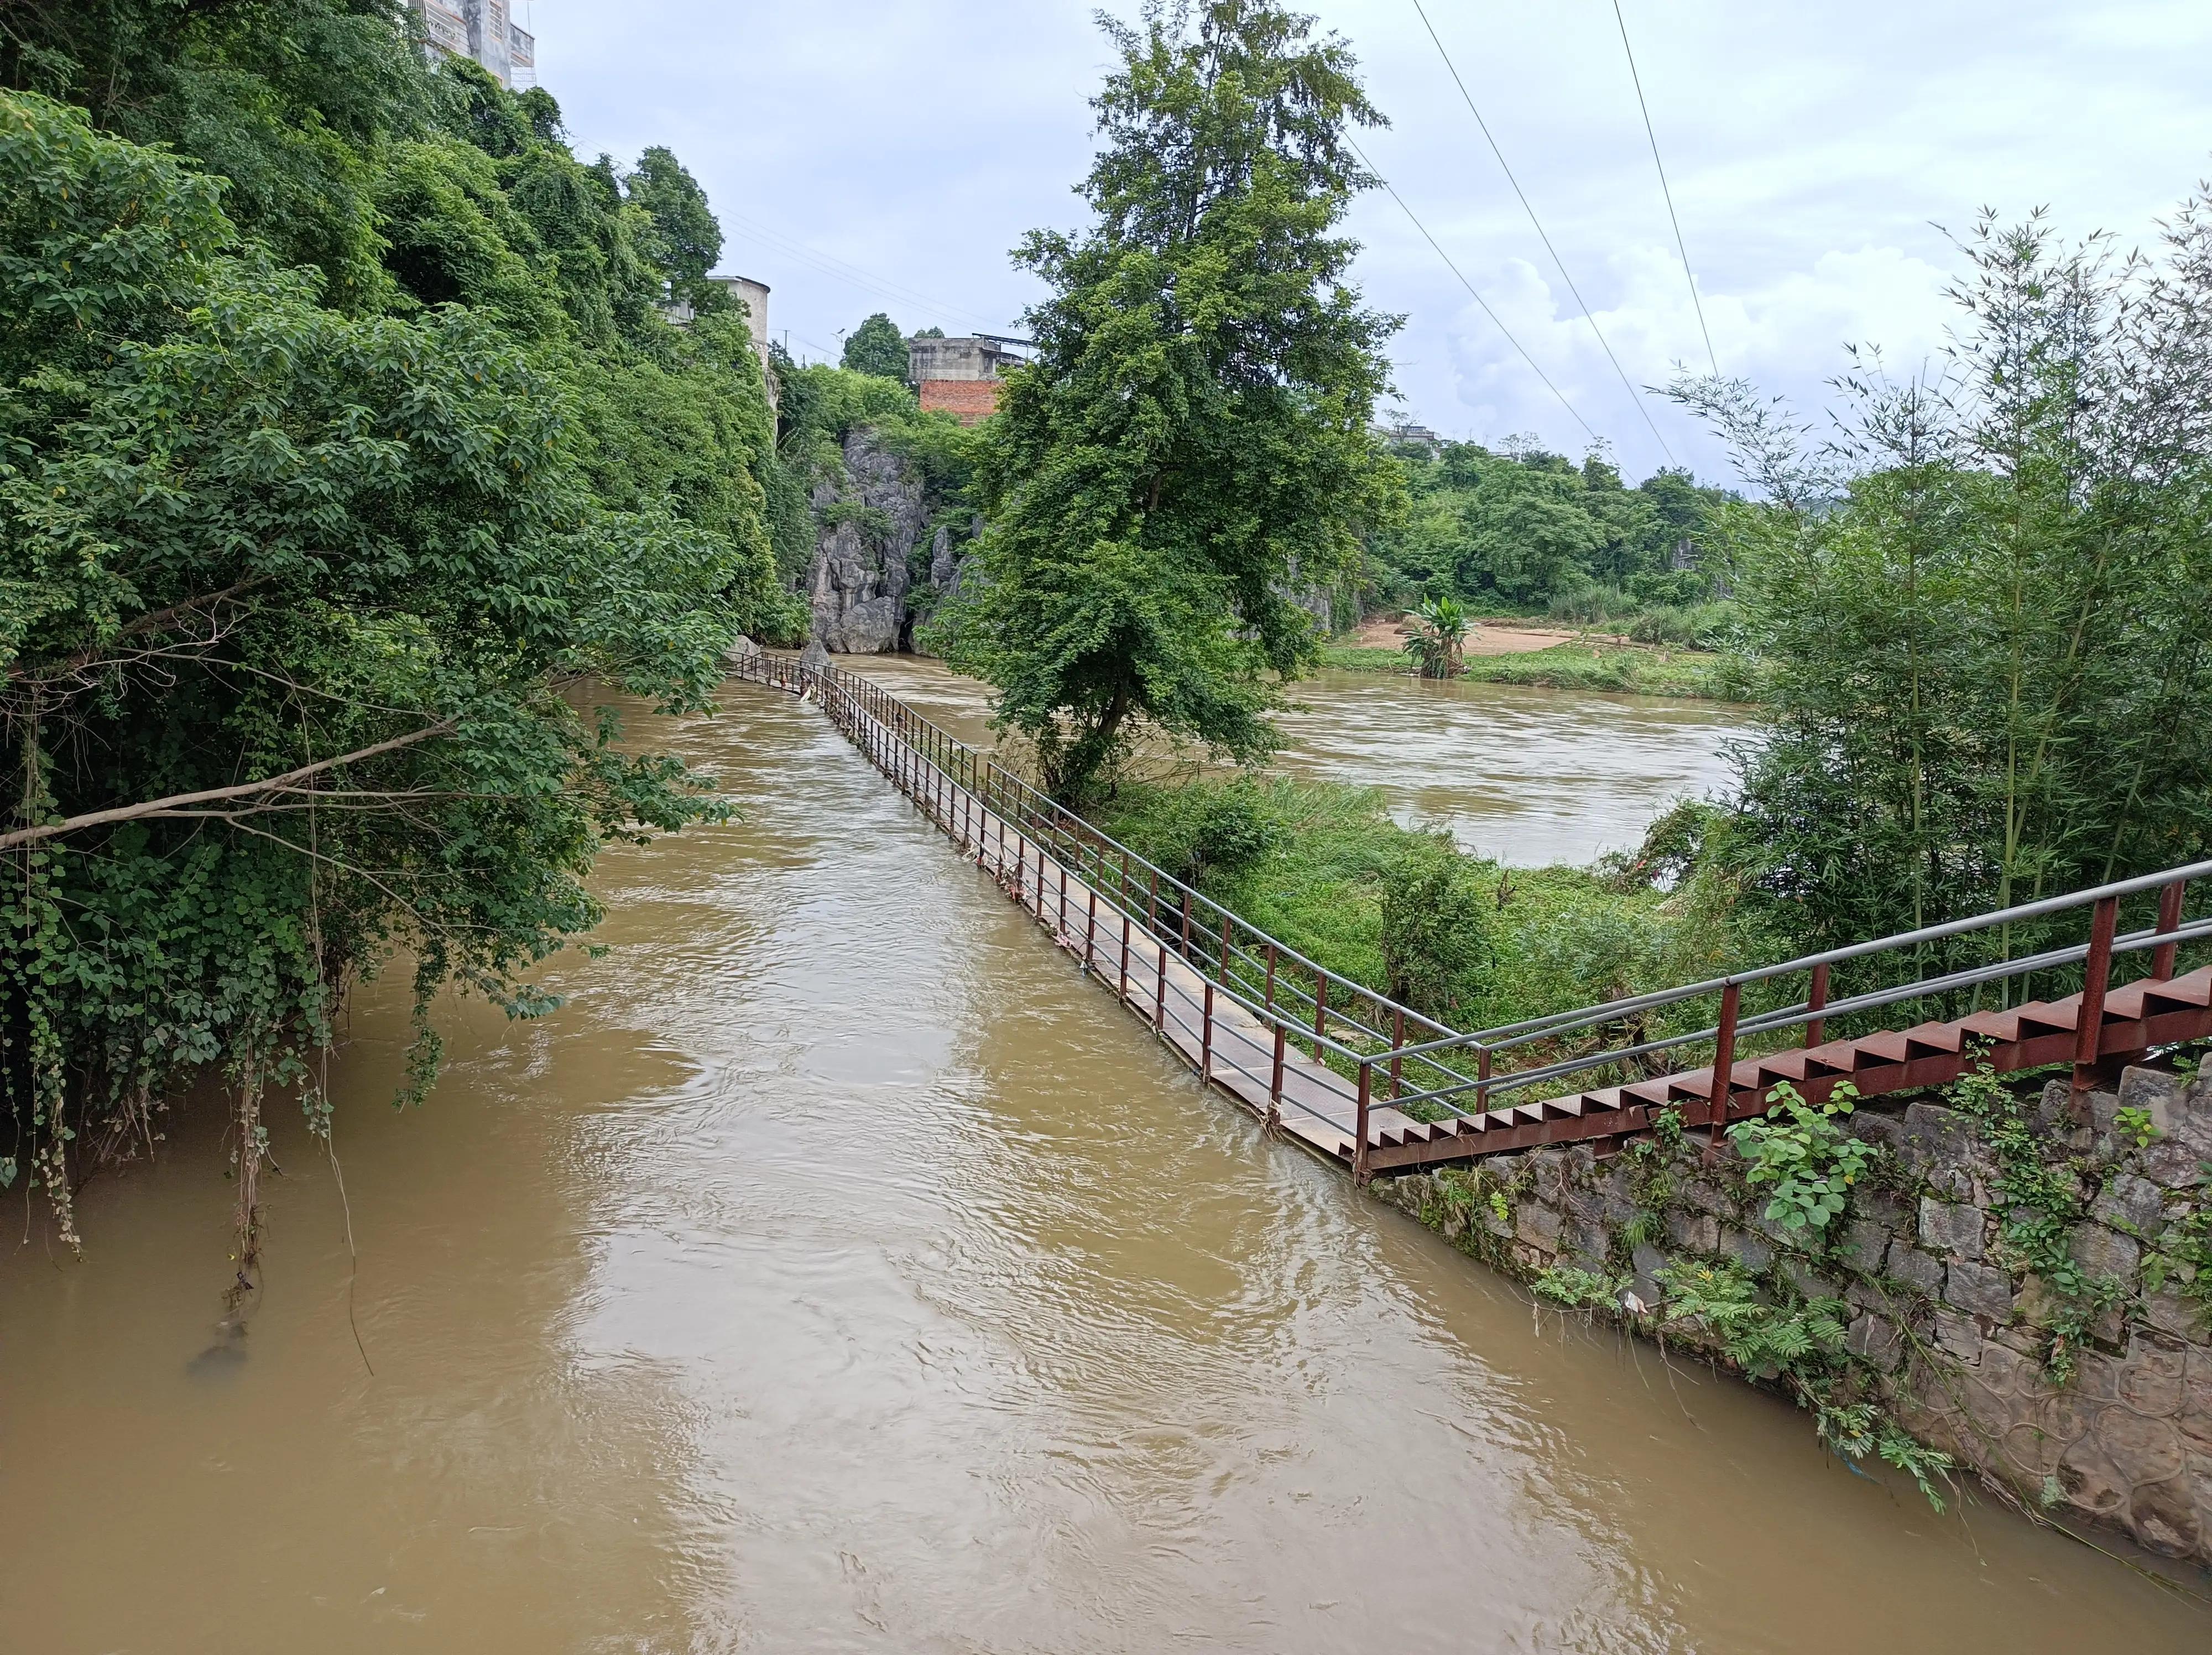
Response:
[0,717,459,851]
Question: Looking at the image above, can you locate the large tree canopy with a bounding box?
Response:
[948,0,1401,802]
[1677,204,2212,965]
[0,3,798,1255]
[840,311,909,381]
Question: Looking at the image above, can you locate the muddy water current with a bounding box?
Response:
[2,681,2206,1651]
[846,658,1747,866]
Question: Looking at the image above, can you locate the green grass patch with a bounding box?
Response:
[1316,639,1762,702]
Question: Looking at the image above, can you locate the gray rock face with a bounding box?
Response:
[797,639,830,675]
[806,430,927,654]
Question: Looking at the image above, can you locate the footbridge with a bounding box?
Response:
[731,650,2212,1177]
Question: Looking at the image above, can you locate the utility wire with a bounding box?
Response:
[1408,0,1674,461]
[1349,137,1600,447]
[1611,0,1718,376]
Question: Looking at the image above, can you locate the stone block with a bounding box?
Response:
[2098,1408,2187,1486]
[1530,1148,1569,1203]
[2058,1437,2131,1518]
[2117,1066,2184,1137]
[1845,1109,1907,1151]
[1886,1238,1946,1299]
[2185,1349,2212,1454]
[1943,1258,2015,1320]
[2086,1089,2125,1136]
[2128,1477,2203,1560]
[1839,1218,1892,1273]
[2175,1071,2212,1157]
[1935,1309,1984,1362]
[2141,1288,2207,1342]
[1919,1197,1984,1261]
[2117,1333,2188,1416]
[2091,1172,2167,1238]
[1665,1210,1719,1255]
[2140,1137,2207,1189]
[1515,1200,1563,1248]
[1783,1259,1843,1303]
[1564,1219,1611,1272]
[2069,1224,2141,1286]
[1721,1227,1773,1273]
[1679,1177,1731,1215]
[1902,1101,1978,1177]
[1630,1242,1669,1310]
[1847,1313,1903,1372]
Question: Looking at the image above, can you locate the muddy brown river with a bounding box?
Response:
[847,659,1747,867]
[2,679,2206,1650]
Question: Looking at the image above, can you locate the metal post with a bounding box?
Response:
[1313,975,1328,1057]
[1477,1044,1491,1115]
[1269,1026,1286,1133]
[1085,890,1097,973]
[1179,889,1192,960]
[1264,943,1278,1015]
[1119,912,1131,1001]
[1708,980,1740,1150]
[2072,894,2120,1108]
[1201,982,1214,1081]
[1147,871,1159,936]
[1155,936,1167,1033]
[1219,916,1233,986]
[1390,1006,1404,1101]
[2151,878,2188,982]
[1353,1060,1373,1185]
[1806,960,1830,1048]
[1058,861,1068,937]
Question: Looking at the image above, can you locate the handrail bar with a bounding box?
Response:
[1383,858,2212,1065]
[1389,915,2212,1113]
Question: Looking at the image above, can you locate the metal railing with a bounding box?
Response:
[730,649,2210,1174]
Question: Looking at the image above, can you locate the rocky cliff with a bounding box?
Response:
[804,429,973,654]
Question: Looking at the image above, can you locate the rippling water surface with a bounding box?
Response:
[847,657,1751,866]
[0,682,2203,1651]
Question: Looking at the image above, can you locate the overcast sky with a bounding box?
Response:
[520,0,2212,485]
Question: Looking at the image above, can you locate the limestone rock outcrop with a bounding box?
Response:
[806,430,926,654]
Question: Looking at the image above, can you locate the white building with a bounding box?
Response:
[411,1,536,89]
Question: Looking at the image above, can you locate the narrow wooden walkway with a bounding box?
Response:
[733,650,2212,1175]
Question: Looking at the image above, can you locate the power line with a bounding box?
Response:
[1611,0,1718,377]
[1407,0,1674,462]
[1349,137,1600,447]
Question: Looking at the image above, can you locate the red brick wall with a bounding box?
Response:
[918,378,1001,424]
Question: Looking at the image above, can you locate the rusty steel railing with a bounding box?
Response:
[729,648,2212,1173]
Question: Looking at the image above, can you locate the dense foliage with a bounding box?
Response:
[1366,438,1734,638]
[838,311,909,381]
[948,0,1401,803]
[0,2,794,1252]
[1679,201,2212,964]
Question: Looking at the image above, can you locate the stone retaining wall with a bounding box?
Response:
[1369,1063,2212,1565]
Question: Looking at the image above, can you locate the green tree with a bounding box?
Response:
[948,0,1400,803]
[1379,837,1490,1021]
[841,311,909,379]
[1400,592,1468,678]
[1674,201,2212,961]
[625,143,723,310]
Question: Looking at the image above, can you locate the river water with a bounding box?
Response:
[1,679,2205,1651]
[844,658,1747,867]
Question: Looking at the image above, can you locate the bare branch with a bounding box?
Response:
[7,576,273,686]
[0,719,458,851]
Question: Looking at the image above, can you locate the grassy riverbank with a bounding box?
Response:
[1089,774,1773,1034]
[1317,639,1762,701]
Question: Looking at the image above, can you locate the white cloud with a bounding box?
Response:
[521,0,2212,484]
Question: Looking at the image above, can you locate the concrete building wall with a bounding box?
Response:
[411,0,533,89]
[906,336,1020,383]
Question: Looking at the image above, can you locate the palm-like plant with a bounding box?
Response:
[1400,593,1470,679]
